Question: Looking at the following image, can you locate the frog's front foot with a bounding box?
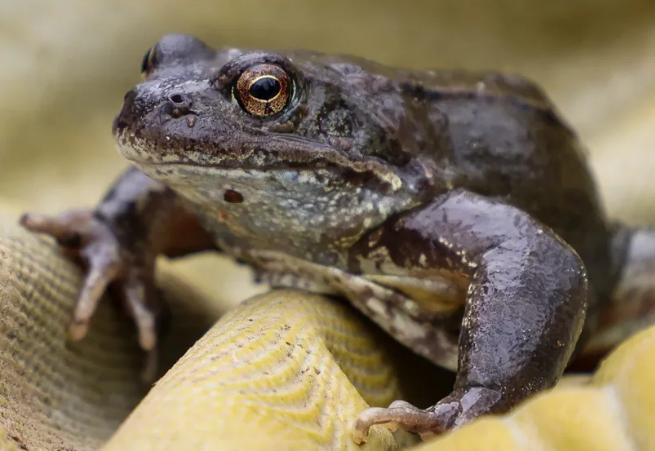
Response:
[20,209,162,381]
[352,387,501,443]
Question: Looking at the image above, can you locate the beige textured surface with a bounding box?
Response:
[0,209,219,451]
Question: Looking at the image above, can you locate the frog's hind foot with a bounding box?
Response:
[353,400,453,444]
[352,387,500,443]
[20,209,162,381]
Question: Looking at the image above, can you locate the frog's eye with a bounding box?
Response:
[140,46,156,77]
[234,64,292,117]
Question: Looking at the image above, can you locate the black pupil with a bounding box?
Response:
[249,77,281,101]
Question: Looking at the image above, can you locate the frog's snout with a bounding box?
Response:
[113,86,194,136]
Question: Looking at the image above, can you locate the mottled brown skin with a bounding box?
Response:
[20,34,655,441]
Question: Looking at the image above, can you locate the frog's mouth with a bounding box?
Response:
[114,122,404,194]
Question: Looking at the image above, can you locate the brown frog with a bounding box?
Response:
[20,34,655,442]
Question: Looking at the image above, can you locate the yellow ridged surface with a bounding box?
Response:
[103,291,404,451]
[2,204,655,451]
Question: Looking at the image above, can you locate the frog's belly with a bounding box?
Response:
[243,248,464,371]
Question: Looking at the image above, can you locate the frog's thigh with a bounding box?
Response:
[585,227,655,357]
[351,188,588,399]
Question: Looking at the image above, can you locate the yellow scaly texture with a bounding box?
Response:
[104,291,404,451]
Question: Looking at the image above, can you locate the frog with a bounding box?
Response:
[20,33,655,442]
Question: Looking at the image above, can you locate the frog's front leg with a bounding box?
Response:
[20,167,215,377]
[352,189,588,442]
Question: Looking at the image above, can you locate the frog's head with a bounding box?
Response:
[113,34,443,258]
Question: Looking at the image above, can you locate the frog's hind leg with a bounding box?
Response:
[582,225,655,361]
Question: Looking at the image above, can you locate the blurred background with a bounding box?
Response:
[1,0,654,307]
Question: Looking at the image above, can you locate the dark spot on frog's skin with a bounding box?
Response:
[223,190,244,203]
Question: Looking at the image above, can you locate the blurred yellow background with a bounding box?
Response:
[1,0,654,307]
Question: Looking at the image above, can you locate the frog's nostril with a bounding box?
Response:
[166,93,192,118]
[169,94,185,104]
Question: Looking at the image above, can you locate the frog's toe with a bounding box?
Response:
[122,277,159,351]
[353,387,503,443]
[69,238,122,340]
[352,399,458,444]
[20,209,95,248]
